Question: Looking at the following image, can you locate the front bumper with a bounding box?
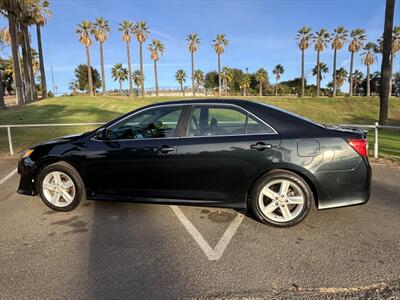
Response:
[17,158,37,196]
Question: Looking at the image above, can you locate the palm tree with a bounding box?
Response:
[312,62,329,81]
[330,26,348,96]
[220,66,233,95]
[361,42,377,96]
[118,20,134,97]
[76,21,94,96]
[148,39,165,97]
[111,63,128,95]
[334,67,348,93]
[348,28,366,96]
[312,29,330,96]
[255,68,267,96]
[175,69,187,96]
[31,0,50,99]
[212,34,229,96]
[352,70,364,95]
[186,33,200,96]
[93,17,110,96]
[240,74,251,96]
[194,69,204,94]
[133,21,149,96]
[132,70,144,96]
[296,26,313,97]
[272,64,284,96]
[1,0,24,104]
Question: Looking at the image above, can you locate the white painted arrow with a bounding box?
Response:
[170,205,244,261]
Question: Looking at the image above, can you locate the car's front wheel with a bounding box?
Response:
[36,162,84,211]
[249,170,313,227]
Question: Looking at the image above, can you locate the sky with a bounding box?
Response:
[1,0,399,94]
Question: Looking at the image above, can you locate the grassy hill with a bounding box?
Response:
[0,95,399,159]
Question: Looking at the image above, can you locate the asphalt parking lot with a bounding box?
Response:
[1,157,399,299]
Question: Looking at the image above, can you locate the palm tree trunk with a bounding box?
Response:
[0,70,5,109]
[126,41,133,98]
[20,29,32,102]
[349,51,354,96]
[389,53,393,96]
[316,51,320,96]
[275,78,278,96]
[217,53,221,97]
[154,60,159,97]
[119,80,122,95]
[139,42,145,97]
[259,81,262,96]
[191,52,195,96]
[8,14,24,105]
[180,82,184,96]
[301,49,305,97]
[85,46,94,96]
[36,24,47,99]
[366,65,370,96]
[244,87,246,97]
[23,25,38,101]
[332,48,337,97]
[379,0,395,125]
[100,42,106,96]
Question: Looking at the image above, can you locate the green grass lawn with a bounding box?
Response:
[0,95,399,160]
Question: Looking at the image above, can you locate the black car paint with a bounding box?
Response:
[17,99,371,210]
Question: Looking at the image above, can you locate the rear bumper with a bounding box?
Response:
[17,158,36,196]
[315,158,372,210]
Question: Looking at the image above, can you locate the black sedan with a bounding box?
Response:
[18,99,371,227]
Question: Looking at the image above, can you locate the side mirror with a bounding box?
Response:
[94,128,108,140]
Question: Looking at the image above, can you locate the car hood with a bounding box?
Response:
[36,132,87,146]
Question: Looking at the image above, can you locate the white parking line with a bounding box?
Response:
[0,168,18,185]
[170,205,244,261]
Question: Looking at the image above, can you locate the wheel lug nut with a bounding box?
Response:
[275,202,279,205]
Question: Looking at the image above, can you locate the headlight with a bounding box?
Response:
[22,149,34,158]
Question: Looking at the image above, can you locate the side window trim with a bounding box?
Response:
[184,103,278,138]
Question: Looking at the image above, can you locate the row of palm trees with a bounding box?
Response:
[296,26,400,97]
[0,0,50,108]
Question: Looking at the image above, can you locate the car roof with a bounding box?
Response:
[145,98,258,107]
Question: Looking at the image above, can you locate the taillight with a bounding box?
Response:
[347,139,368,157]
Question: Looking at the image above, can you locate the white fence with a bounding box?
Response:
[1,122,399,158]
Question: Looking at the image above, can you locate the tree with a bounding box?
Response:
[0,29,10,109]
[148,39,164,97]
[68,80,79,95]
[187,33,200,96]
[31,0,51,99]
[392,72,400,96]
[220,66,233,95]
[348,28,366,96]
[74,64,100,92]
[255,68,268,96]
[204,71,219,92]
[194,69,204,93]
[312,29,330,96]
[92,17,110,96]
[352,70,365,95]
[361,42,377,96]
[330,26,348,96]
[1,0,24,104]
[296,26,313,97]
[111,63,128,95]
[380,0,395,124]
[272,64,284,96]
[118,20,134,97]
[132,70,144,96]
[312,63,329,94]
[335,67,348,93]
[175,69,186,96]
[212,34,229,96]
[133,21,149,96]
[240,74,251,96]
[76,20,94,96]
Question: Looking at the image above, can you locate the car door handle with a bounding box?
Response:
[250,142,272,151]
[156,145,175,154]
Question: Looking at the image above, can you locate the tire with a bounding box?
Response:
[249,170,313,227]
[36,162,85,212]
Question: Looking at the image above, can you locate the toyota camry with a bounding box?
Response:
[18,99,371,227]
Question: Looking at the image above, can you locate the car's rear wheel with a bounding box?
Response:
[249,170,313,227]
[37,162,84,211]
